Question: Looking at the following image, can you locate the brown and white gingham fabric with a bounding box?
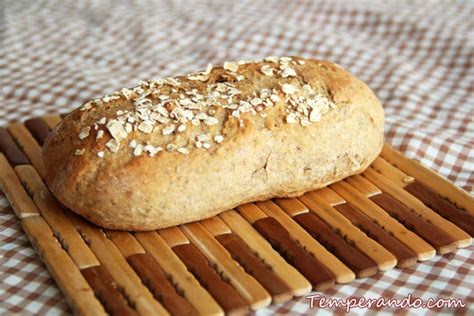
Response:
[1,0,473,314]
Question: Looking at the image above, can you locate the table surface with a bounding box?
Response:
[1,1,473,315]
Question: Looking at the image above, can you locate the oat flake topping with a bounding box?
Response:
[77,57,335,158]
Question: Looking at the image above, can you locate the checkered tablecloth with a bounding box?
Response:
[1,0,473,315]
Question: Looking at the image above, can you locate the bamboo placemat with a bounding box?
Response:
[0,115,473,315]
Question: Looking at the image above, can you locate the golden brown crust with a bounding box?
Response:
[43,57,384,230]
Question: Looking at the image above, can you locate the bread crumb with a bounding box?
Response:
[204,116,219,126]
[129,140,137,148]
[250,98,263,106]
[264,56,279,63]
[133,144,143,156]
[281,67,297,78]
[80,102,93,111]
[121,88,133,100]
[156,106,169,117]
[237,60,251,65]
[167,143,177,152]
[270,94,280,102]
[106,139,120,153]
[195,112,208,120]
[286,113,297,124]
[162,124,176,135]
[204,63,213,74]
[223,61,239,72]
[177,147,190,154]
[106,120,128,140]
[179,98,192,106]
[310,109,321,122]
[197,133,210,142]
[75,148,85,155]
[214,135,224,143]
[137,120,154,134]
[281,83,297,95]
[144,144,162,157]
[261,65,274,76]
[177,124,186,132]
[125,123,133,133]
[78,127,91,140]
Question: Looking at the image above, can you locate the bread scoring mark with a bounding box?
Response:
[251,150,273,183]
[76,57,336,158]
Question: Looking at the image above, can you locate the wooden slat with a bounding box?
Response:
[346,174,381,197]
[236,203,267,223]
[334,203,418,268]
[405,181,474,236]
[34,192,99,269]
[370,193,458,254]
[16,165,99,268]
[255,200,355,284]
[181,222,271,310]
[127,253,199,316]
[371,157,414,187]
[253,216,335,291]
[14,165,44,194]
[135,231,223,316]
[0,154,39,218]
[105,228,200,315]
[316,187,346,206]
[201,218,291,301]
[105,231,145,258]
[158,226,189,247]
[381,144,474,214]
[24,117,50,146]
[300,192,398,270]
[294,212,378,278]
[7,123,45,179]
[0,127,30,166]
[67,214,170,316]
[220,210,311,297]
[215,233,293,304]
[363,168,472,248]
[201,216,232,236]
[159,222,252,313]
[22,216,106,316]
[330,181,436,261]
[81,265,137,316]
[173,243,249,315]
[273,197,308,216]
[42,115,62,130]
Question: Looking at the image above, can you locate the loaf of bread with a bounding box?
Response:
[43,57,384,231]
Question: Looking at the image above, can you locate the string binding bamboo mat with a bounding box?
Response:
[0,115,473,315]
